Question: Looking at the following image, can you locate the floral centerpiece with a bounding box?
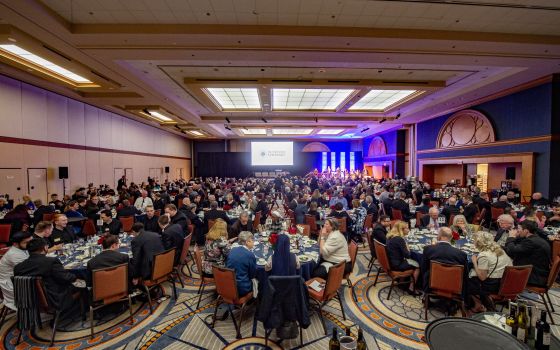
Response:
[288,225,297,235]
[268,233,278,249]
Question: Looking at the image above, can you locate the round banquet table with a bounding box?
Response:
[407,228,474,264]
[251,232,320,287]
[58,234,133,279]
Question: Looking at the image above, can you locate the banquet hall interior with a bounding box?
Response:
[0,0,560,349]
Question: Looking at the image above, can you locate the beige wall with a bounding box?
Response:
[0,74,191,202]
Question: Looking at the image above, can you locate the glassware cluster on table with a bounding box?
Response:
[57,232,132,268]
[405,228,477,255]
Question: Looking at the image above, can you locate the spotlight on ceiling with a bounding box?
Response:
[361,127,370,133]
[395,113,401,120]
[261,117,268,123]
[224,124,232,131]
[379,118,387,123]
[225,117,231,123]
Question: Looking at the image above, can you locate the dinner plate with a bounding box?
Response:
[308,240,317,244]
[290,249,300,254]
[303,244,312,248]
[299,255,311,262]
[257,259,267,266]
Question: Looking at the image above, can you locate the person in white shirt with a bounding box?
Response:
[134,190,153,211]
[313,218,351,279]
[0,231,33,310]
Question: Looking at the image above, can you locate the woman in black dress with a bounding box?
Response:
[386,220,420,296]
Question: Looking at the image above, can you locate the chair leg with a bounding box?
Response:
[546,291,555,312]
[185,259,192,277]
[459,301,467,317]
[128,295,134,325]
[50,311,59,346]
[541,293,555,325]
[211,298,222,328]
[144,285,153,314]
[373,267,382,286]
[299,320,303,345]
[16,329,22,345]
[0,307,7,328]
[90,306,94,339]
[424,294,430,320]
[347,278,357,302]
[175,267,185,288]
[238,305,246,339]
[170,276,178,300]
[228,304,241,339]
[337,291,346,320]
[317,303,327,335]
[196,280,205,309]
[387,279,395,300]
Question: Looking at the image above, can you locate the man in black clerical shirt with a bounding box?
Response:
[100,209,122,235]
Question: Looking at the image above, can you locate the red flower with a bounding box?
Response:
[97,235,105,245]
[288,226,297,234]
[269,233,278,246]
[452,231,460,240]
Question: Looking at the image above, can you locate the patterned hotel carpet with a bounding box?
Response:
[2,247,560,350]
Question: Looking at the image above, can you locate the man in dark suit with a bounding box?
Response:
[504,220,551,287]
[381,193,394,218]
[492,195,511,210]
[100,209,122,235]
[254,194,269,225]
[87,234,130,286]
[372,215,391,244]
[362,195,379,217]
[164,204,189,233]
[441,197,461,223]
[530,192,550,208]
[159,215,184,266]
[14,238,84,314]
[391,192,412,221]
[421,227,468,293]
[117,199,140,218]
[32,200,55,226]
[416,197,432,214]
[420,207,448,229]
[204,201,232,225]
[130,223,165,285]
[139,205,160,233]
[461,195,478,224]
[117,175,127,191]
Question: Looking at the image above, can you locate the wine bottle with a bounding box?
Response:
[506,304,518,336]
[329,327,340,350]
[517,304,529,343]
[536,310,550,350]
[529,305,538,346]
[357,328,368,350]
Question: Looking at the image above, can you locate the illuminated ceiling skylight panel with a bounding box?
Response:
[272,88,354,110]
[272,128,313,135]
[349,89,417,110]
[189,130,204,136]
[240,128,267,135]
[0,44,92,84]
[205,88,261,109]
[317,129,344,135]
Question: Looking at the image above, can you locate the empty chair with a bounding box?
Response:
[392,208,403,221]
[296,224,310,236]
[0,224,11,247]
[82,219,97,237]
[488,265,532,309]
[305,214,318,235]
[119,216,134,233]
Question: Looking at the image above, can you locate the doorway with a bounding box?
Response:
[175,168,183,180]
[27,168,48,203]
[0,168,24,203]
[124,168,133,184]
[149,168,162,182]
[114,168,124,189]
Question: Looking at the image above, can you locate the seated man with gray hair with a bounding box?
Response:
[226,231,256,297]
[493,214,515,246]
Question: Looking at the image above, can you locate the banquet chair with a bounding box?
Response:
[296,224,310,236]
[42,213,54,222]
[0,224,11,247]
[208,219,216,230]
[305,214,318,236]
[305,261,346,335]
[176,233,194,280]
[194,246,214,309]
[90,263,133,338]
[474,208,486,226]
[373,240,414,299]
[154,209,161,217]
[252,212,262,228]
[337,218,347,234]
[0,246,10,258]
[119,216,134,233]
[430,201,440,208]
[82,219,97,237]
[287,209,295,222]
[142,248,178,314]
[188,224,194,235]
[490,207,504,230]
[363,214,373,231]
[344,241,359,301]
[488,265,532,310]
[211,266,253,339]
[416,212,427,225]
[449,215,456,227]
[392,208,403,221]
[366,231,378,277]
[526,256,560,324]
[424,261,466,320]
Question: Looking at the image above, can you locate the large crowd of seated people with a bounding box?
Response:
[0,172,559,327]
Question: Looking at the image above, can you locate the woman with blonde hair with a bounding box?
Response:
[386,220,420,296]
[202,218,230,276]
[467,231,512,312]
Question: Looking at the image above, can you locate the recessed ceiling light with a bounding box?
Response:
[272,88,355,111]
[147,110,173,122]
[349,89,417,111]
[317,129,344,135]
[0,44,92,84]
[204,88,261,110]
[272,128,313,135]
[189,130,204,136]
[240,128,267,135]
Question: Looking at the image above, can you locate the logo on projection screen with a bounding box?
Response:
[251,142,293,166]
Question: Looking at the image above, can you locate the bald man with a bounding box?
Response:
[492,195,511,210]
[421,227,468,293]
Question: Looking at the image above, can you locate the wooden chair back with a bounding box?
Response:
[92,263,128,304]
[194,246,204,276]
[345,241,358,278]
[546,256,560,289]
[83,219,97,236]
[208,219,216,230]
[374,240,391,273]
[496,265,532,300]
[212,266,240,304]
[119,216,134,232]
[323,261,345,301]
[363,214,373,230]
[0,224,11,244]
[150,248,175,282]
[305,214,318,234]
[392,208,403,221]
[491,207,504,221]
[337,217,347,234]
[296,224,310,236]
[253,211,262,228]
[180,233,193,264]
[42,213,54,222]
[429,261,464,299]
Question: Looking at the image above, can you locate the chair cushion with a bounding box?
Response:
[526,285,546,294]
[389,270,414,278]
[236,292,253,305]
[305,277,326,301]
